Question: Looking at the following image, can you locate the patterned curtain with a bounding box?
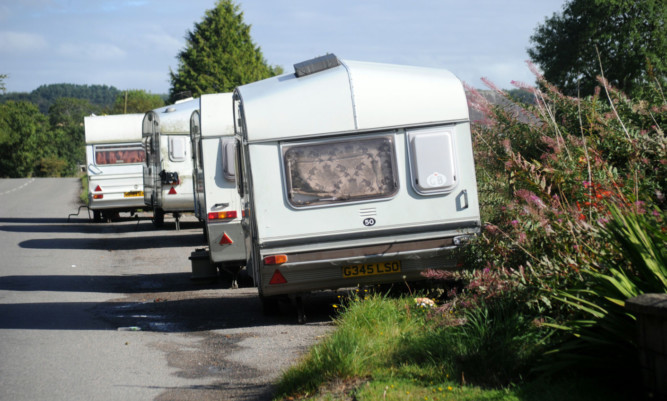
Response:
[284,136,397,206]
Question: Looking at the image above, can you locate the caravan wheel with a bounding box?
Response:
[93,210,102,223]
[153,208,165,228]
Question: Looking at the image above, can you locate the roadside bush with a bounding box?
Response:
[425,62,665,385]
[456,62,665,311]
[541,205,666,383]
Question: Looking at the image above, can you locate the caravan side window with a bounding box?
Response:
[407,127,458,195]
[221,138,236,181]
[169,136,187,162]
[94,143,145,165]
[282,135,399,208]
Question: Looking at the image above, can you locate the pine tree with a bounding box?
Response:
[169,0,282,102]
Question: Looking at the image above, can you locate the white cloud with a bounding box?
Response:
[56,42,127,61]
[0,31,48,53]
[142,31,184,54]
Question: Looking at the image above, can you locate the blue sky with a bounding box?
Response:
[1,0,567,94]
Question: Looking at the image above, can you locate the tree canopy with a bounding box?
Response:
[110,90,165,114]
[528,0,667,96]
[1,83,121,114]
[0,101,51,177]
[169,0,282,102]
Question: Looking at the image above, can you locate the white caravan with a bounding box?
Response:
[142,98,199,228]
[234,55,481,319]
[84,113,145,222]
[189,93,246,280]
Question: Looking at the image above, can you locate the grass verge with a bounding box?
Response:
[274,293,628,401]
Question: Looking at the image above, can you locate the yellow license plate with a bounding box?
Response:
[123,191,144,197]
[342,260,402,278]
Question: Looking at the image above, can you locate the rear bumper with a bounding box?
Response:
[257,235,472,297]
[89,195,145,210]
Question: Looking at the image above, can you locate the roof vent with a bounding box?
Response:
[294,53,340,77]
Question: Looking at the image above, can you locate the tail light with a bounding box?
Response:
[264,254,288,265]
[208,211,238,220]
[168,186,177,195]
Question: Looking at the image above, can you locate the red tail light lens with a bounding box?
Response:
[264,254,288,265]
[208,211,238,220]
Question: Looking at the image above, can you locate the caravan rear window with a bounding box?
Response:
[94,144,145,165]
[282,135,398,208]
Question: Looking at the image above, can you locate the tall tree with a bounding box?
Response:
[169,0,282,102]
[528,0,666,96]
[0,101,51,177]
[0,74,7,94]
[48,98,99,176]
[110,90,165,114]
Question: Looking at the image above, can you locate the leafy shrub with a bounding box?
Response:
[424,63,665,386]
[541,206,666,381]
[457,63,666,315]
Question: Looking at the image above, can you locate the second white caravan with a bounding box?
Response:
[233,55,481,319]
[190,93,246,280]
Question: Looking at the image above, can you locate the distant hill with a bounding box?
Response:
[0,83,121,114]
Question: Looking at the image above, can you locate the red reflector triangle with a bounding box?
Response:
[269,269,287,285]
[168,187,177,195]
[219,233,233,245]
[94,185,102,192]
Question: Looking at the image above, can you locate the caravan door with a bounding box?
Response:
[190,110,205,221]
[142,111,161,209]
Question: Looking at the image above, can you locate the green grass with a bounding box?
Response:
[273,293,628,401]
[80,175,89,205]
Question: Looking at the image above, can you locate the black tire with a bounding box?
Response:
[153,208,165,228]
[93,210,102,223]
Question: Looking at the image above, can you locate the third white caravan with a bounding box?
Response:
[142,98,199,228]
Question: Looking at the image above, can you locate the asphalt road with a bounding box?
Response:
[0,178,335,401]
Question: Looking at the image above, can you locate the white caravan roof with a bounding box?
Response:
[84,113,144,144]
[200,93,234,137]
[236,57,469,143]
[153,97,200,135]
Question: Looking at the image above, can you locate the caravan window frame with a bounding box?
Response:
[281,133,400,209]
[94,143,145,166]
